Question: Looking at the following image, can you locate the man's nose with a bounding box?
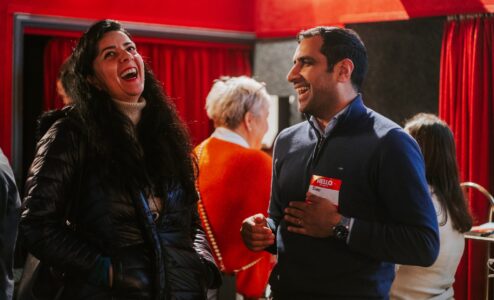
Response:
[287,64,299,83]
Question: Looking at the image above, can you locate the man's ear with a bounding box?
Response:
[335,58,354,83]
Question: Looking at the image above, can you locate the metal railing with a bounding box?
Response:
[461,182,494,299]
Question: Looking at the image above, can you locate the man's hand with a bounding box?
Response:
[241,213,275,251]
[284,192,341,238]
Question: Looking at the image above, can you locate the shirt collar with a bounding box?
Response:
[309,104,349,137]
[211,127,250,148]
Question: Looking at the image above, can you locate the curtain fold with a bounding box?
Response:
[44,37,252,144]
[141,43,252,144]
[43,38,77,110]
[439,15,494,300]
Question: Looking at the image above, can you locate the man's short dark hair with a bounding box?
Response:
[58,56,77,101]
[298,26,368,92]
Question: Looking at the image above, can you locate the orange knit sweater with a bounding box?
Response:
[195,137,273,298]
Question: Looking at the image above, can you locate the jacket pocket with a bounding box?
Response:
[166,246,208,296]
[111,243,153,298]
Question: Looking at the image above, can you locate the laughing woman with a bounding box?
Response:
[20,19,221,299]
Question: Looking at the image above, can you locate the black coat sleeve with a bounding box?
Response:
[20,119,101,275]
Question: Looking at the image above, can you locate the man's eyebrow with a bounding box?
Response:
[295,56,314,63]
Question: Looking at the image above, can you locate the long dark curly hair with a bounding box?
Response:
[70,19,197,203]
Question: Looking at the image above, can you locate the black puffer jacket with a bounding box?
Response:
[20,111,221,300]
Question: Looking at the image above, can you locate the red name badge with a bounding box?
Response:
[308,175,342,206]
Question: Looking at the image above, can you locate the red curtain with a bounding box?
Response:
[43,38,77,110]
[439,15,494,300]
[135,39,252,144]
[44,37,252,144]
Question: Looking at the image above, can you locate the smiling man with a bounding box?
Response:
[241,26,440,299]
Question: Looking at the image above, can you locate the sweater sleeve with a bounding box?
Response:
[20,119,102,275]
[347,129,440,266]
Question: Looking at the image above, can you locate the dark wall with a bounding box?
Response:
[254,17,446,128]
[347,17,445,125]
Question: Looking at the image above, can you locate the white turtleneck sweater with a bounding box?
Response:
[112,97,146,125]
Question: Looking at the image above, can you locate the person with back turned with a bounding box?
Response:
[390,113,472,300]
[196,76,274,300]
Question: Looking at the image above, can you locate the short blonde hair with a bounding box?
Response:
[206,76,269,129]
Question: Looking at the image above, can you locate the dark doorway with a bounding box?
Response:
[21,35,50,193]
